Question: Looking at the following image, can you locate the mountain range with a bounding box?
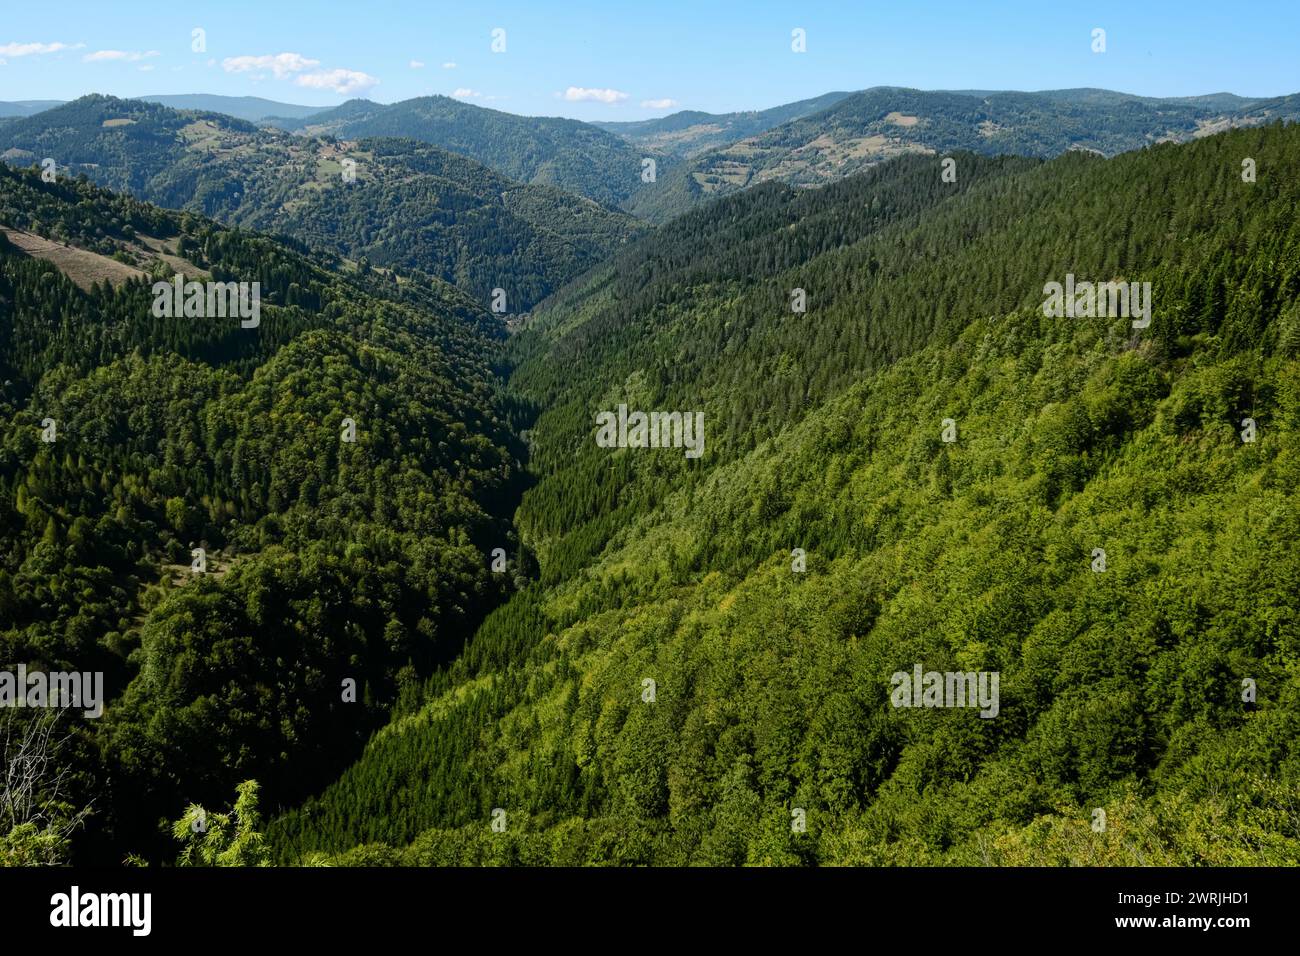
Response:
[0,100,65,118]
[269,95,664,209]
[1,78,1298,869]
[6,85,1300,229]
[618,86,1300,221]
[591,91,854,157]
[0,95,642,310]
[265,119,1300,865]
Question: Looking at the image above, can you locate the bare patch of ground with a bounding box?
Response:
[1192,115,1261,138]
[0,226,146,290]
[135,233,209,278]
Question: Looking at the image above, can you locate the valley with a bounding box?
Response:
[1,73,1298,871]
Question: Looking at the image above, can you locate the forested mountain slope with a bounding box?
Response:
[268,122,1300,865]
[626,86,1300,222]
[0,95,642,310]
[593,92,853,158]
[278,95,667,210]
[0,163,528,861]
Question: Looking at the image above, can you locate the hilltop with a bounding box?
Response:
[0,95,643,310]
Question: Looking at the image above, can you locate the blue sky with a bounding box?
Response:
[2,0,1297,117]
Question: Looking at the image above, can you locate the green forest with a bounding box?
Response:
[0,95,642,311]
[260,122,1300,865]
[1,96,1297,867]
[276,94,668,209]
[0,163,526,861]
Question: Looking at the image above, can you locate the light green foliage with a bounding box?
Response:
[270,123,1300,865]
[173,780,270,867]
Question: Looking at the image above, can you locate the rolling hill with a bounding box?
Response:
[0,100,64,118]
[139,94,335,122]
[0,95,643,309]
[592,91,853,157]
[274,95,671,209]
[4,78,1299,872]
[624,85,1300,222]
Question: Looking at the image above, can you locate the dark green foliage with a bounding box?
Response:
[7,106,1300,868]
[269,123,1300,865]
[268,138,644,309]
[0,165,524,860]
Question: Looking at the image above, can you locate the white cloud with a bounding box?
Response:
[442,61,456,69]
[0,41,82,58]
[409,59,425,69]
[296,68,378,95]
[562,86,628,104]
[138,64,155,72]
[222,52,319,78]
[451,87,481,99]
[221,52,376,94]
[84,49,160,63]
[641,98,679,109]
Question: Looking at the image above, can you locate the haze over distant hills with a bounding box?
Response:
[0,100,66,118]
[138,94,335,123]
[0,95,332,123]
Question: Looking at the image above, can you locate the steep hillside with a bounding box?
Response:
[0,163,529,861]
[267,123,1300,865]
[0,95,643,309]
